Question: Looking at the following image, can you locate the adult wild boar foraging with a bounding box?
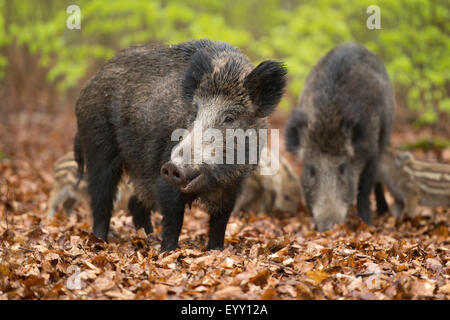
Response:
[285,42,395,231]
[75,39,287,251]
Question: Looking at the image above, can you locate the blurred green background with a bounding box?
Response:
[0,0,449,126]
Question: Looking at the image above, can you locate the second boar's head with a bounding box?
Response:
[285,107,367,231]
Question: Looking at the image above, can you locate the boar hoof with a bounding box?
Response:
[206,242,224,251]
[160,242,178,252]
[93,225,109,242]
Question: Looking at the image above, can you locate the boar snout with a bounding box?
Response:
[315,213,344,231]
[161,162,186,186]
[314,211,348,231]
[161,162,206,194]
[315,219,336,232]
[312,197,349,231]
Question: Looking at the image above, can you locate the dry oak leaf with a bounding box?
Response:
[296,282,314,300]
[44,252,60,262]
[249,269,271,288]
[425,258,442,273]
[282,257,295,266]
[91,255,109,268]
[276,284,297,298]
[93,273,116,291]
[411,279,435,298]
[438,283,450,294]
[215,286,242,299]
[347,277,363,292]
[260,288,278,300]
[105,288,136,299]
[220,257,235,269]
[306,270,329,284]
[322,281,335,298]
[194,255,216,268]
[154,284,168,300]
[22,275,46,287]
[0,264,11,277]
[268,246,289,262]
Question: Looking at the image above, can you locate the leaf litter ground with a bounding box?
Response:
[0,110,448,299]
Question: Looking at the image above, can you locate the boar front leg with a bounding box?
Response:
[357,157,379,225]
[207,191,238,250]
[374,182,389,216]
[155,180,186,252]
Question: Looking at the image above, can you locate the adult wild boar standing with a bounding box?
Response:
[75,39,287,251]
[285,42,395,231]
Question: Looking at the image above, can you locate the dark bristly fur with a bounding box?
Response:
[285,42,395,231]
[47,152,133,218]
[182,50,214,103]
[75,39,286,251]
[73,132,83,189]
[244,61,287,117]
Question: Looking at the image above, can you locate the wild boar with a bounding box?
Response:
[285,42,395,231]
[378,147,450,218]
[232,149,302,216]
[75,39,287,251]
[47,152,133,217]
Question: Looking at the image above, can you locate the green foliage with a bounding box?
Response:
[403,137,450,151]
[0,0,448,124]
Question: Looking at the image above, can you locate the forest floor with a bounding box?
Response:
[0,108,449,300]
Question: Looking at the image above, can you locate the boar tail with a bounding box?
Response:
[74,131,84,189]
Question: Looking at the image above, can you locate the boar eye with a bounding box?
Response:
[223,114,235,124]
[308,165,316,177]
[283,194,291,201]
[338,163,347,176]
[302,165,317,187]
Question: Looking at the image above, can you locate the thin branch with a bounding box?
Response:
[356,271,393,277]
[265,261,302,276]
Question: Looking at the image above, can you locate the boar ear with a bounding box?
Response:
[182,50,214,104]
[285,108,308,153]
[244,61,287,117]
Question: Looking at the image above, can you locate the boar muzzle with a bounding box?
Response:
[161,161,205,194]
[161,162,186,186]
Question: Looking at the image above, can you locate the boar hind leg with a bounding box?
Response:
[404,194,419,219]
[62,197,77,215]
[87,152,123,241]
[155,181,186,252]
[47,188,69,217]
[374,182,389,216]
[128,195,153,234]
[392,199,405,218]
[357,158,379,224]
